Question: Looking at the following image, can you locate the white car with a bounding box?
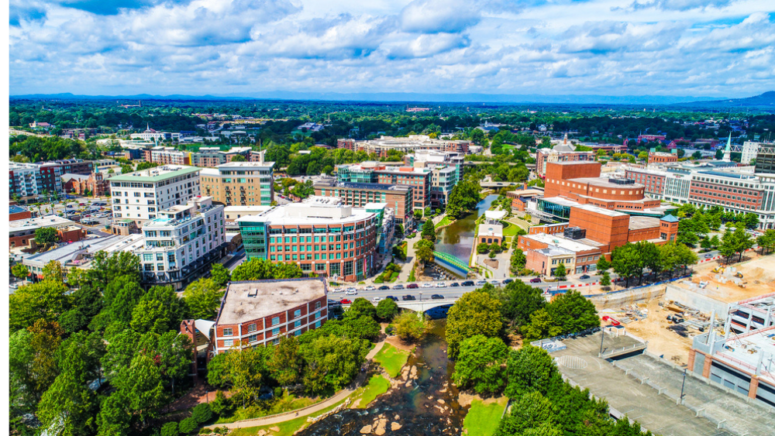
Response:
[421,282,434,288]
[372,297,382,303]
[364,286,376,291]
[345,290,357,295]
[346,287,357,293]
[436,282,446,288]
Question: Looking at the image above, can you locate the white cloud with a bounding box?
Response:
[399,0,481,33]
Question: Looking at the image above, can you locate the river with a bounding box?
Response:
[434,194,499,265]
[296,320,467,436]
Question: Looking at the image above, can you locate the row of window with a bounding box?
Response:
[222,308,323,337]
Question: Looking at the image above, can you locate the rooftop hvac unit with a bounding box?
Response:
[563,227,586,240]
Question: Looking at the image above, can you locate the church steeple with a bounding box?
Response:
[722,133,732,162]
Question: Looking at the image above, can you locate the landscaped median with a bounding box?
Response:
[462,397,509,436]
[372,343,411,378]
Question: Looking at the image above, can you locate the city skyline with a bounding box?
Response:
[9,0,775,98]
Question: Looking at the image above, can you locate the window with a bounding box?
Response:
[248,334,258,343]
[248,323,257,332]
[314,320,321,329]
[294,320,301,328]
[272,317,280,326]
[315,301,321,310]
[272,328,280,336]
[223,339,234,347]
[223,328,233,336]
[294,309,301,318]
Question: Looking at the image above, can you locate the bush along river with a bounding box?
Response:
[296,320,467,436]
[434,194,498,269]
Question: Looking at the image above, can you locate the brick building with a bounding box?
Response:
[535,139,595,177]
[61,172,110,197]
[10,205,31,222]
[648,151,678,165]
[337,162,433,209]
[337,135,471,157]
[200,161,275,206]
[9,216,85,250]
[206,278,328,353]
[144,147,191,165]
[314,180,414,227]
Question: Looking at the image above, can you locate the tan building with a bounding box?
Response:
[200,162,275,206]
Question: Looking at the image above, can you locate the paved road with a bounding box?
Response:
[225,250,247,271]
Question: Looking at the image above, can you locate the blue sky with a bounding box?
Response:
[9,0,775,97]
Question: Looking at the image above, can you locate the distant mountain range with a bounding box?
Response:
[10,91,775,107]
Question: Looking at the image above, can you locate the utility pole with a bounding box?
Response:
[679,368,687,404]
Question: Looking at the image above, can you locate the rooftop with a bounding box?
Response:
[572,177,646,190]
[10,215,75,233]
[572,204,629,217]
[237,196,375,225]
[10,205,27,214]
[715,326,775,383]
[313,180,411,192]
[109,165,201,183]
[218,161,275,169]
[524,232,602,253]
[23,234,144,267]
[217,278,328,325]
[628,216,661,231]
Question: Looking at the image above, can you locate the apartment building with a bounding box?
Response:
[535,140,595,177]
[207,278,328,353]
[10,160,94,202]
[237,197,380,282]
[137,196,226,289]
[337,162,433,209]
[61,172,110,197]
[144,147,191,165]
[755,145,775,175]
[10,163,41,203]
[648,151,678,165]
[200,161,275,206]
[189,147,253,167]
[109,165,202,225]
[313,180,414,227]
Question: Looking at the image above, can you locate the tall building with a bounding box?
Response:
[237,197,380,282]
[10,163,42,203]
[200,161,275,206]
[109,165,202,225]
[144,147,191,165]
[189,147,253,167]
[137,196,226,289]
[336,162,433,209]
[313,180,414,227]
[755,145,775,175]
[742,141,764,165]
[535,138,595,178]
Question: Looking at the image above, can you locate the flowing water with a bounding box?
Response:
[297,320,467,436]
[434,195,498,264]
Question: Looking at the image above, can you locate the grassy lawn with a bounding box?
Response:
[435,215,453,228]
[215,395,318,423]
[463,397,509,436]
[227,397,349,436]
[353,375,390,409]
[501,222,520,237]
[372,343,410,378]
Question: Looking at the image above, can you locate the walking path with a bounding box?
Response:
[208,340,387,430]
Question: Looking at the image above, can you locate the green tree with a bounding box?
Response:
[376,298,399,321]
[130,285,187,335]
[522,309,562,341]
[545,290,599,335]
[11,263,29,280]
[447,179,482,219]
[638,241,660,283]
[495,392,561,436]
[230,154,247,162]
[394,310,426,341]
[161,422,179,436]
[184,278,223,320]
[88,251,141,289]
[504,345,563,399]
[446,291,503,359]
[421,219,437,242]
[10,280,70,332]
[600,271,611,287]
[345,298,377,321]
[112,353,167,424]
[210,263,231,288]
[268,335,302,386]
[179,417,198,434]
[553,263,566,280]
[34,226,60,246]
[192,403,213,424]
[42,260,66,282]
[500,281,546,327]
[37,368,100,436]
[719,229,738,264]
[742,212,759,230]
[611,243,640,288]
[596,256,611,273]
[226,345,272,407]
[232,258,303,281]
[510,248,526,275]
[10,330,36,418]
[452,335,509,394]
[301,334,369,395]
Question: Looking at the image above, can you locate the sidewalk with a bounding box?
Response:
[209,340,386,430]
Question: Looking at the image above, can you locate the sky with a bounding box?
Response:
[8,0,775,98]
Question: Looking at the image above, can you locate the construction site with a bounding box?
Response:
[594,256,775,366]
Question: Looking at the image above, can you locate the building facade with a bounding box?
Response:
[200,162,275,206]
[337,162,433,209]
[110,165,202,225]
[144,147,191,165]
[648,151,678,165]
[62,172,110,197]
[238,197,380,282]
[313,180,414,227]
[337,135,471,157]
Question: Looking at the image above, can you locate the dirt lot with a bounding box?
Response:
[621,299,695,366]
[686,255,775,303]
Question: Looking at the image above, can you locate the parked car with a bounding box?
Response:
[345,287,357,293]
[435,282,446,288]
[490,280,500,285]
[475,280,487,286]
[449,282,460,287]
[407,283,419,289]
[364,285,376,291]
[502,278,513,284]
[402,295,416,301]
[386,296,398,301]
[580,274,590,280]
[378,285,390,290]
[461,281,475,287]
[340,299,352,304]
[345,290,357,295]
[421,283,433,288]
[372,297,382,302]
[431,294,444,300]
[393,284,404,290]
[705,254,713,258]
[530,277,542,283]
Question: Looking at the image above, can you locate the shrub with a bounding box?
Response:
[199,429,213,435]
[192,403,213,424]
[274,387,284,398]
[210,391,231,416]
[179,417,198,434]
[161,422,178,436]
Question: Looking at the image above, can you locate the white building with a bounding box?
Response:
[743,141,767,165]
[109,165,202,225]
[138,196,227,289]
[130,124,180,142]
[10,163,41,202]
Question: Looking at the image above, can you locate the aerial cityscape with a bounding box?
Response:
[6,1,775,436]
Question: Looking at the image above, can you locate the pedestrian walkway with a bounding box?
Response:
[208,340,386,430]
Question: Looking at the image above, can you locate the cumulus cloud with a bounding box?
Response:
[614,0,733,12]
[388,33,471,59]
[399,0,481,33]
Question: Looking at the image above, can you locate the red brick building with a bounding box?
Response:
[10,205,31,222]
[61,172,110,197]
[648,152,678,165]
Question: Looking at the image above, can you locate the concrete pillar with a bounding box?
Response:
[749,377,759,399]
[687,349,696,371]
[702,354,713,378]
[746,310,753,333]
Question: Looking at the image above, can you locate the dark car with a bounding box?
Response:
[530,277,542,283]
[393,284,404,290]
[449,282,460,287]
[431,294,444,300]
[402,295,416,301]
[378,285,390,290]
[502,278,514,284]
[386,296,398,301]
[461,280,475,287]
[580,274,591,280]
[407,283,419,289]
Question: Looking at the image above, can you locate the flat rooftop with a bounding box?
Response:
[23,234,143,266]
[109,165,200,182]
[314,180,411,192]
[572,177,645,190]
[716,326,775,383]
[217,161,275,169]
[237,197,375,225]
[572,203,628,217]
[218,278,328,325]
[523,232,601,253]
[628,216,661,230]
[10,215,75,232]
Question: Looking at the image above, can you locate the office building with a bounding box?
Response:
[336,162,432,209]
[755,145,775,175]
[237,197,380,282]
[535,138,595,177]
[137,196,227,289]
[313,180,414,227]
[109,165,202,225]
[200,162,275,207]
[189,147,253,167]
[144,147,191,165]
